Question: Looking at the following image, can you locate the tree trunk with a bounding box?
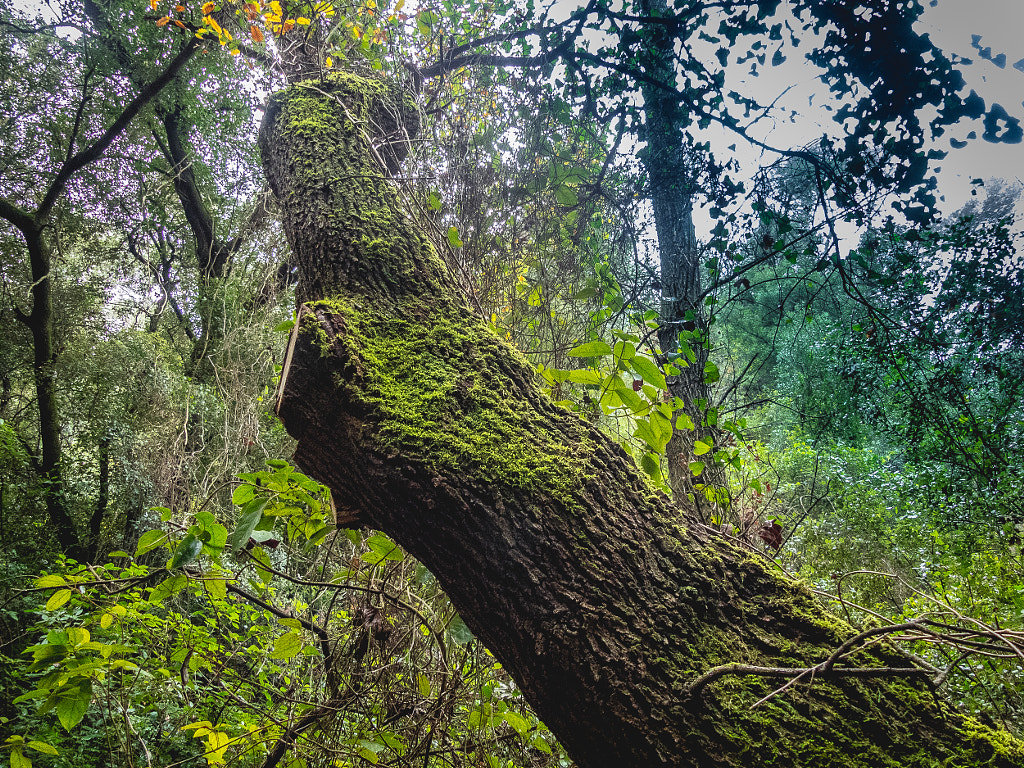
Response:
[639,0,726,515]
[259,73,1024,768]
[22,227,87,561]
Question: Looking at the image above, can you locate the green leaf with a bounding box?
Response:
[227,498,269,554]
[703,361,720,384]
[135,529,168,557]
[426,191,442,210]
[417,674,431,697]
[205,577,228,601]
[640,453,662,482]
[628,356,666,390]
[503,711,529,737]
[693,438,713,456]
[9,747,30,768]
[150,573,187,604]
[27,741,58,756]
[55,681,92,731]
[45,590,72,612]
[250,546,273,584]
[448,614,475,645]
[676,413,696,431]
[554,184,578,206]
[268,630,302,660]
[273,319,295,333]
[170,534,203,569]
[612,340,636,362]
[446,226,463,248]
[565,369,603,386]
[573,287,597,301]
[689,461,705,477]
[34,575,67,589]
[567,341,612,357]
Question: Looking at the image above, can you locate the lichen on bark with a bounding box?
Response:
[259,72,1024,767]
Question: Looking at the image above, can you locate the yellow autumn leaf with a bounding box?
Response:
[156,15,170,25]
[296,16,310,24]
[250,24,264,41]
[150,0,157,8]
[325,55,333,67]
[230,48,240,55]
[207,15,221,32]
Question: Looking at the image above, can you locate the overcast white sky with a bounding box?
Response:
[918,0,1024,211]
[724,0,1024,215]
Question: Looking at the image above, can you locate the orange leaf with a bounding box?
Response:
[156,16,171,25]
[250,24,264,41]
[174,19,185,26]
[282,19,294,31]
[202,1,215,13]
[149,0,157,8]
[175,4,185,10]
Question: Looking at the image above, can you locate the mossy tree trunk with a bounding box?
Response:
[258,73,1024,768]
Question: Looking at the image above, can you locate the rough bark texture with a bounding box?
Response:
[258,73,1024,768]
[638,0,725,512]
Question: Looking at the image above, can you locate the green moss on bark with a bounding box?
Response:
[260,72,1024,767]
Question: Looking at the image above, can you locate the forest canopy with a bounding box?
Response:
[1,0,1023,766]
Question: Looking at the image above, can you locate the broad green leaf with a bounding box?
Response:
[427,191,442,210]
[689,461,705,477]
[205,577,228,601]
[417,674,431,697]
[170,533,203,569]
[273,319,295,333]
[640,453,662,481]
[448,614,475,645]
[703,361,720,384]
[55,681,92,731]
[573,287,597,301]
[250,546,273,584]
[446,226,463,248]
[66,627,90,647]
[34,575,67,589]
[228,498,269,553]
[231,483,256,505]
[565,369,603,386]
[149,574,187,604]
[268,630,302,660]
[554,184,578,206]
[693,438,713,456]
[676,412,696,431]
[567,341,612,357]
[45,590,72,612]
[633,420,660,452]
[9,747,30,768]
[135,529,168,557]
[628,356,666,390]
[27,741,58,756]
[503,711,529,737]
[613,340,636,362]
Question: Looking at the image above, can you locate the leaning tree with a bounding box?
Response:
[249,0,1024,755]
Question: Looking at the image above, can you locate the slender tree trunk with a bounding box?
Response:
[638,0,726,516]
[22,229,86,561]
[259,73,1023,768]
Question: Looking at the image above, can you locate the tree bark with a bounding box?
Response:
[638,0,725,515]
[259,72,1024,768]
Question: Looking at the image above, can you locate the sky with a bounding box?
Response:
[917,0,1024,212]
[724,0,1024,216]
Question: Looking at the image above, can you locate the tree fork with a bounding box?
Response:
[259,72,1024,768]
